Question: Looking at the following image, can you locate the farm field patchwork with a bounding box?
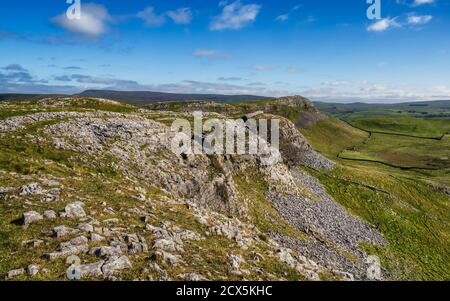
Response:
[300,109,450,280]
[349,115,450,138]
[339,133,450,170]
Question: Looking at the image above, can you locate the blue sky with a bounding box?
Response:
[0,0,449,102]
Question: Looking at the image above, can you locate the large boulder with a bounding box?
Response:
[22,211,43,227]
[101,256,132,276]
[61,202,86,218]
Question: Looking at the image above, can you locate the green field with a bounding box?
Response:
[315,100,450,138]
[299,118,369,157]
[300,109,450,280]
[315,100,450,118]
[340,133,450,170]
[1,97,448,280]
[349,115,450,138]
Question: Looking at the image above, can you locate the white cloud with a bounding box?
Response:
[304,79,450,103]
[56,74,139,89]
[275,14,289,22]
[286,67,304,73]
[367,18,400,32]
[51,3,111,37]
[407,15,433,25]
[149,80,292,96]
[250,64,277,71]
[192,49,228,58]
[147,80,450,102]
[412,0,435,6]
[210,0,261,30]
[218,77,242,81]
[167,8,193,25]
[5,66,450,102]
[274,4,304,23]
[137,7,166,27]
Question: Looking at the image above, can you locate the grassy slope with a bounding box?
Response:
[0,99,311,281]
[349,115,450,138]
[2,98,449,280]
[315,100,450,117]
[340,133,450,169]
[300,118,450,280]
[316,101,450,138]
[299,118,369,157]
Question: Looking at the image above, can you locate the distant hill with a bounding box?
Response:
[0,93,66,101]
[0,90,269,105]
[314,100,450,118]
[75,90,269,105]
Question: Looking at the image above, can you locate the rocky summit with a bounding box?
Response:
[0,97,386,281]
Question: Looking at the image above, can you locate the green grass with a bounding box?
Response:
[1,97,449,280]
[300,113,450,280]
[0,98,137,118]
[340,133,450,170]
[315,100,450,119]
[233,169,306,240]
[349,115,450,138]
[0,98,317,280]
[309,166,450,280]
[299,118,369,158]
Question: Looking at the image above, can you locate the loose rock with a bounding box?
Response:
[178,273,208,281]
[22,211,43,227]
[27,264,40,276]
[19,183,42,196]
[79,261,104,278]
[6,268,25,279]
[61,202,86,218]
[43,210,57,219]
[51,225,77,238]
[101,256,132,276]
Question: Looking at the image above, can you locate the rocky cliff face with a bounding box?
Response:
[0,97,385,281]
[275,96,317,111]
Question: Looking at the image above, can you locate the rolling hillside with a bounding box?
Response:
[0,90,270,105]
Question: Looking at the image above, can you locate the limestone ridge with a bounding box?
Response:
[275,96,317,110]
[0,97,384,281]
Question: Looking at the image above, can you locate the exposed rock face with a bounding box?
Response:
[276,96,317,111]
[146,101,237,115]
[268,169,386,279]
[44,115,243,216]
[276,248,320,281]
[0,97,387,281]
[277,117,334,170]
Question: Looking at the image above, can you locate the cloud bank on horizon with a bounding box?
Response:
[0,0,449,103]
